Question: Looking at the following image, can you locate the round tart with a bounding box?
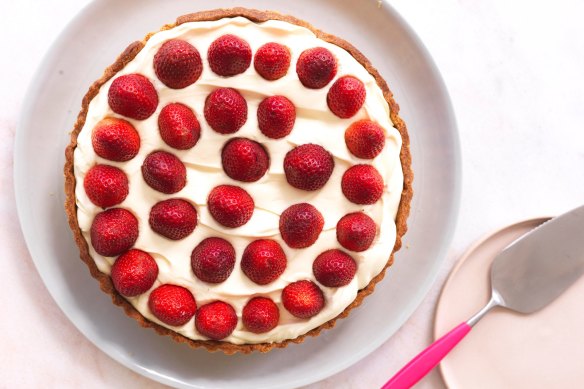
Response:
[64,8,412,354]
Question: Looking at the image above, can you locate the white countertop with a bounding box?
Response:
[2,0,583,388]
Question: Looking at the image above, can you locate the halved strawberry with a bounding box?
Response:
[208,34,252,77]
[296,47,337,89]
[195,301,238,340]
[191,237,235,284]
[257,96,296,139]
[207,185,254,228]
[341,164,384,204]
[158,103,201,150]
[241,239,287,285]
[242,297,280,333]
[108,74,158,120]
[204,88,248,134]
[148,284,197,327]
[83,164,128,208]
[154,39,202,89]
[141,151,186,194]
[344,120,386,159]
[111,249,158,297]
[279,203,324,249]
[283,144,334,191]
[91,118,140,162]
[313,249,357,287]
[254,42,291,80]
[281,280,325,319]
[90,208,138,257]
[221,138,269,182]
[149,199,197,240]
[327,76,366,118]
[336,212,377,252]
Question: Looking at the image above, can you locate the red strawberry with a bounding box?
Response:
[221,138,269,182]
[257,96,296,139]
[241,239,287,285]
[207,185,254,228]
[154,39,202,89]
[195,301,238,340]
[296,47,337,89]
[283,144,334,191]
[91,118,140,162]
[341,164,384,204]
[108,74,158,120]
[279,203,324,249]
[207,34,252,77]
[111,249,158,297]
[281,280,325,319]
[83,165,129,208]
[336,212,377,252]
[204,88,248,134]
[327,76,366,118]
[90,208,138,257]
[242,297,280,333]
[191,237,235,284]
[149,199,197,240]
[254,42,291,80]
[148,284,197,327]
[158,103,201,150]
[313,249,357,287]
[141,151,186,194]
[344,120,386,159]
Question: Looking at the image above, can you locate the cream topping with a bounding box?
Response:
[73,17,404,344]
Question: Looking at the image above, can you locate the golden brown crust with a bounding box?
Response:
[64,7,413,354]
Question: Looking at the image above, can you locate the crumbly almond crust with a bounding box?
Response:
[64,7,413,354]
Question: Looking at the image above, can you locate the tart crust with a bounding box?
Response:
[64,7,413,354]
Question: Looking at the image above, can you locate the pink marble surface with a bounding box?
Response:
[2,0,583,388]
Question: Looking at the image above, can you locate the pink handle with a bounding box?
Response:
[381,323,472,389]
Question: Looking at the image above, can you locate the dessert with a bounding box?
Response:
[64,8,412,354]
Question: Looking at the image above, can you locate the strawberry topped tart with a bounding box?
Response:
[64,8,412,353]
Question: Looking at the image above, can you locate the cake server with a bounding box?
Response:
[382,204,584,389]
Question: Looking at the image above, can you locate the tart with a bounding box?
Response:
[64,8,413,354]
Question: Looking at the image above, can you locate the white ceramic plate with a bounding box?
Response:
[14,1,460,388]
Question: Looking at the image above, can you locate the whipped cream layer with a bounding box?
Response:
[74,17,404,344]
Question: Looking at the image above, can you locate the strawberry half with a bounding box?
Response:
[195,301,238,340]
[241,239,287,285]
[90,208,138,257]
[221,138,269,182]
[341,164,384,205]
[108,74,158,120]
[283,144,334,191]
[254,42,291,81]
[149,199,197,240]
[207,185,254,228]
[281,280,325,319]
[91,118,140,162]
[141,151,186,194]
[327,76,366,119]
[191,237,236,284]
[296,47,337,89]
[313,249,357,287]
[111,249,158,297]
[336,212,377,252]
[208,34,252,77]
[154,39,202,89]
[279,203,324,249]
[344,120,386,159]
[158,103,201,150]
[148,284,197,327]
[242,297,280,333]
[204,88,248,134]
[257,95,296,139]
[83,164,129,208]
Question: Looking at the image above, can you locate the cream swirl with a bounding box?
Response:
[73,17,404,344]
